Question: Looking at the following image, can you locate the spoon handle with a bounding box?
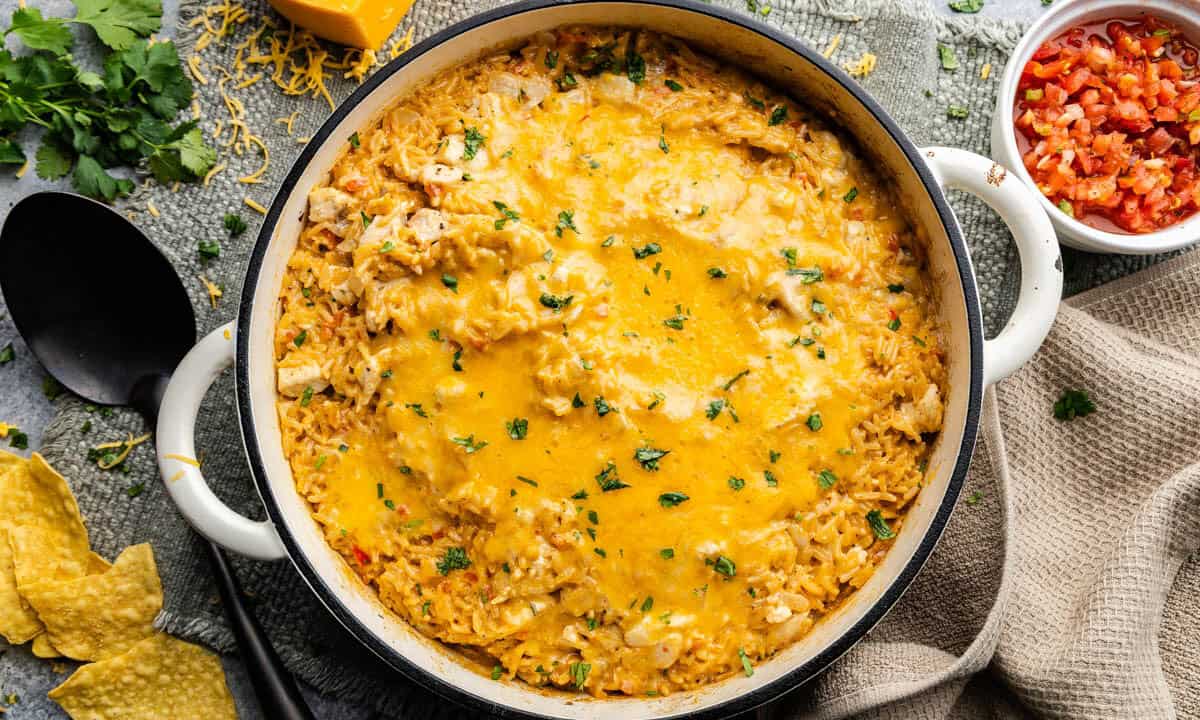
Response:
[136,373,315,720]
[203,540,316,720]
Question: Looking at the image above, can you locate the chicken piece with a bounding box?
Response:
[307,187,356,237]
[407,208,446,244]
[421,164,464,185]
[278,363,328,397]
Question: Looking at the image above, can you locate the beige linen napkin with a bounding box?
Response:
[769,249,1200,719]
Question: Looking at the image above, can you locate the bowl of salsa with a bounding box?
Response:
[992,0,1200,254]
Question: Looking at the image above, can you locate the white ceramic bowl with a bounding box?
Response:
[991,0,1200,254]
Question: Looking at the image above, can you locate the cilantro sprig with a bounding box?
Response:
[0,0,215,201]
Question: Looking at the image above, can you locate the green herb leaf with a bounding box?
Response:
[632,242,662,259]
[711,555,736,577]
[663,314,686,330]
[947,0,983,12]
[727,476,745,491]
[658,491,689,508]
[9,8,74,54]
[706,398,725,420]
[555,209,578,237]
[947,104,970,119]
[436,546,471,575]
[660,548,675,559]
[843,187,858,203]
[707,267,727,279]
[0,344,14,364]
[634,446,669,471]
[806,412,823,431]
[787,266,823,284]
[441,274,458,293]
[1053,389,1096,421]
[866,509,896,540]
[738,647,754,677]
[593,396,616,416]
[451,435,488,454]
[198,239,220,260]
[348,132,360,148]
[1057,199,1074,217]
[491,665,503,681]
[768,106,788,126]
[937,43,959,71]
[569,661,591,689]
[545,50,558,69]
[223,213,247,236]
[664,79,683,91]
[73,0,162,50]
[505,417,528,440]
[594,461,629,491]
[722,369,750,390]
[817,469,837,489]
[626,47,645,84]
[539,293,574,311]
[463,127,486,161]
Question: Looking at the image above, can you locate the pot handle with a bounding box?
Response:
[921,146,1062,386]
[156,321,287,561]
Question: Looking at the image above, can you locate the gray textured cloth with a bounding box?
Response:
[23,0,1196,718]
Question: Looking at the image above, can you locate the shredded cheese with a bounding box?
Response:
[389,25,415,59]
[845,52,877,78]
[169,470,186,482]
[0,422,10,438]
[275,110,301,136]
[822,34,842,60]
[981,62,992,80]
[146,200,160,217]
[203,162,227,186]
[199,275,223,308]
[14,161,28,178]
[187,55,210,85]
[164,453,201,467]
[92,433,153,470]
[238,135,270,183]
[244,197,268,214]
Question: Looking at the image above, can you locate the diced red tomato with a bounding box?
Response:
[352,545,369,565]
[1014,15,1200,233]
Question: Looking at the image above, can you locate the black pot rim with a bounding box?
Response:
[234,2,983,717]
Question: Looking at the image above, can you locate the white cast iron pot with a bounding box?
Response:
[156,2,1063,717]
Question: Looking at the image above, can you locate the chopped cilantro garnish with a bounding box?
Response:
[887,317,901,331]
[571,489,588,500]
[380,241,395,253]
[436,546,471,575]
[722,369,750,390]
[664,79,683,91]
[570,661,591,689]
[640,596,654,612]
[451,348,463,372]
[505,418,528,440]
[888,283,905,293]
[539,293,574,311]
[660,548,675,559]
[812,299,827,315]
[493,200,520,230]
[738,647,754,677]
[441,274,458,293]
[463,127,486,161]
[555,209,578,237]
[938,43,959,71]
[491,665,503,681]
[768,105,788,126]
[727,476,745,491]
[360,211,372,229]
[787,266,824,283]
[601,235,615,247]
[587,509,599,524]
[744,93,765,109]
[300,386,314,407]
[198,239,220,260]
[1053,389,1096,421]
[711,555,736,577]
[405,403,427,417]
[626,47,646,84]
[593,396,616,416]
[634,446,669,471]
[769,450,781,463]
[517,475,538,487]
[843,187,858,203]
[572,392,585,408]
[947,104,970,119]
[663,314,686,330]
[451,435,488,454]
[818,469,837,489]
[557,72,578,91]
[764,470,777,487]
[8,430,28,449]
[781,247,798,267]
[707,267,727,279]
[866,510,896,540]
[658,128,669,154]
[632,242,662,259]
[293,330,307,347]
[658,491,689,508]
[223,213,247,236]
[595,461,630,491]
[966,490,984,505]
[42,376,62,400]
[126,482,145,498]
[806,412,823,431]
[593,547,607,558]
[348,132,360,148]
[545,50,558,69]
[706,398,726,420]
[0,344,13,364]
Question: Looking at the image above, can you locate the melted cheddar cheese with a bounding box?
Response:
[275,27,946,697]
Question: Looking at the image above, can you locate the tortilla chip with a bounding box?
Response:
[0,453,92,588]
[0,528,42,644]
[22,544,162,661]
[48,634,237,720]
[31,632,60,658]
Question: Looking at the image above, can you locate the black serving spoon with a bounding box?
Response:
[0,191,315,720]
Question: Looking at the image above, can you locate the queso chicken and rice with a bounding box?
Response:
[274,27,947,697]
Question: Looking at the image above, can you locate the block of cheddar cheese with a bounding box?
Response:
[268,0,413,49]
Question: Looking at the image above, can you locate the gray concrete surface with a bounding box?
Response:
[0,0,1049,717]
